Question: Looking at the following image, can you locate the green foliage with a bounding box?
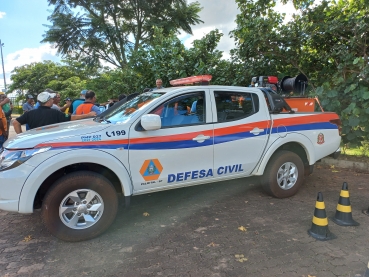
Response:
[8,61,88,100]
[130,28,234,88]
[232,0,369,145]
[42,0,203,69]
[9,0,369,147]
[86,69,140,103]
[9,28,234,104]
[308,0,369,145]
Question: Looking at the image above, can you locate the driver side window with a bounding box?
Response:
[150,92,206,128]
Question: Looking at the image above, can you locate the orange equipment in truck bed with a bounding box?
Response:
[284,96,324,112]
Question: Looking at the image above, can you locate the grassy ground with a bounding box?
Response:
[340,146,369,163]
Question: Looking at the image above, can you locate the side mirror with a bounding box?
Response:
[141,114,161,131]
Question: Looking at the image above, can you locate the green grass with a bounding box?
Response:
[341,145,369,157]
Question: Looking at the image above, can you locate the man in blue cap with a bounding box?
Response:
[69,89,87,114]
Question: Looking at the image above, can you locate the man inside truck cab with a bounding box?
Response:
[13,91,97,133]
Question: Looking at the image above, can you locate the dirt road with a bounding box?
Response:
[0,164,369,277]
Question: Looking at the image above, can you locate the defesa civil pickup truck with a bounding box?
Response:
[0,85,341,241]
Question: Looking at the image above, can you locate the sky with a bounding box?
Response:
[0,0,296,92]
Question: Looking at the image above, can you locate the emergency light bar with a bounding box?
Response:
[170,75,212,86]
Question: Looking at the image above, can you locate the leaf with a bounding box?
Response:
[348,117,360,127]
[143,212,150,217]
[315,87,323,95]
[362,90,369,100]
[207,242,219,247]
[332,170,339,172]
[235,254,248,262]
[23,235,32,242]
[327,90,338,97]
[330,165,335,169]
[238,226,247,232]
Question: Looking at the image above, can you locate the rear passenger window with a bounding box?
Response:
[214,91,258,123]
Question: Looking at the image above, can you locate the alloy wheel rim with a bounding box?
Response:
[276,162,298,190]
[59,189,104,230]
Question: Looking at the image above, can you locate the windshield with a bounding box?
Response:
[103,92,164,123]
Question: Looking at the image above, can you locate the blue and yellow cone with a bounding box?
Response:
[332,182,359,226]
[308,192,336,241]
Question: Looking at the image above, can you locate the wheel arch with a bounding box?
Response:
[19,149,132,213]
[254,134,315,176]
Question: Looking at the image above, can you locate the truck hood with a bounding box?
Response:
[4,119,111,149]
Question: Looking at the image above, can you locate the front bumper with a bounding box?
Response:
[0,163,35,212]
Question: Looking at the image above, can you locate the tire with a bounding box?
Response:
[41,171,118,242]
[261,150,304,198]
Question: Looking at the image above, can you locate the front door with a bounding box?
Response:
[128,90,214,193]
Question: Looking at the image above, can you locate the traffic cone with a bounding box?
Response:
[308,192,336,241]
[332,182,359,226]
[364,261,369,277]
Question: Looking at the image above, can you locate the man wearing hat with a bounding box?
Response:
[69,89,87,114]
[13,91,97,134]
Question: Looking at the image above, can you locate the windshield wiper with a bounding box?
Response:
[98,116,111,123]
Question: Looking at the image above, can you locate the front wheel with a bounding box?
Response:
[261,150,304,198]
[41,171,118,242]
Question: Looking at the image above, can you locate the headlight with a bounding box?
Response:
[0,147,51,171]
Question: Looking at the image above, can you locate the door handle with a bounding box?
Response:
[193,135,211,143]
[250,127,264,135]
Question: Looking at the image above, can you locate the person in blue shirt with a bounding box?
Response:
[73,90,102,116]
[22,94,35,130]
[69,89,88,114]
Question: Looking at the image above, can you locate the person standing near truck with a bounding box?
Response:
[53,92,71,112]
[0,105,7,148]
[74,90,102,116]
[69,89,87,114]
[0,93,12,137]
[22,94,35,131]
[151,79,164,91]
[13,91,97,133]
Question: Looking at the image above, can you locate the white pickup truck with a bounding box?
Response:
[0,85,341,241]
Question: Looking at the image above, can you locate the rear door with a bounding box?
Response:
[211,89,271,178]
[128,89,215,193]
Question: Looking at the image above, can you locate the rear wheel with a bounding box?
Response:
[41,171,118,242]
[261,150,304,198]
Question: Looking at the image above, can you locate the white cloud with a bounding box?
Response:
[0,11,6,19]
[0,44,59,91]
[183,0,300,59]
[183,0,239,59]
